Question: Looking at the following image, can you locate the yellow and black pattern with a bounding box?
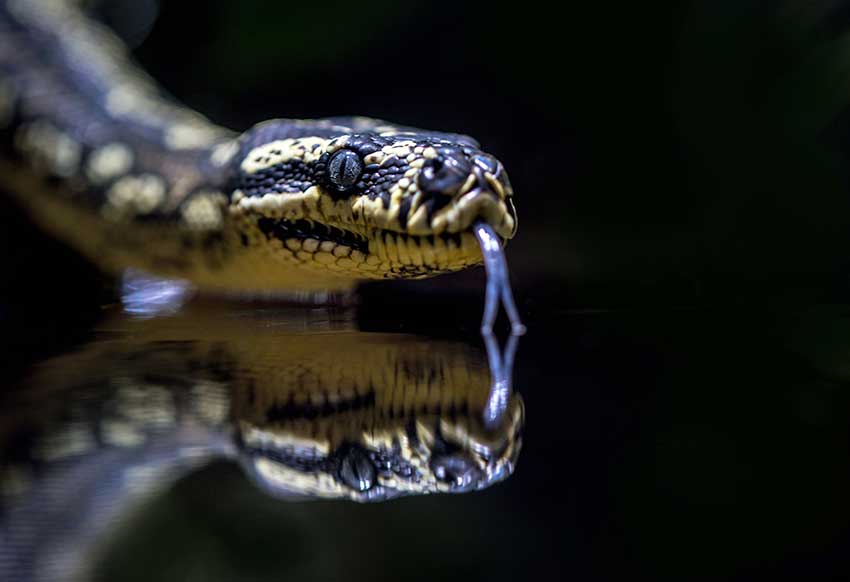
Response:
[1,306,523,502]
[0,306,523,579]
[0,0,518,294]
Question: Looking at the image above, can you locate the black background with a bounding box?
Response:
[4,1,850,580]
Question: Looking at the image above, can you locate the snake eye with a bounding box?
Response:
[338,446,376,492]
[328,149,363,189]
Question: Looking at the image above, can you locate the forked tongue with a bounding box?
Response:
[473,221,525,430]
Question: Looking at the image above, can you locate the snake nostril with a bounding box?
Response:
[430,455,481,491]
[418,155,470,196]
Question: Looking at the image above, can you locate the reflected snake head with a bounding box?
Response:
[242,396,523,502]
[240,396,525,503]
[232,333,525,503]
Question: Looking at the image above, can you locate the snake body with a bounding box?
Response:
[0,0,518,294]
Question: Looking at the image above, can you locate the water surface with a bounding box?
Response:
[3,300,850,581]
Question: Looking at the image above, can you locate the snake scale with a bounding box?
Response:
[0,0,523,330]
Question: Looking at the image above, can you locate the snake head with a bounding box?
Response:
[225,117,517,283]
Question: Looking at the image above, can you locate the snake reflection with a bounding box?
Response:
[0,306,523,580]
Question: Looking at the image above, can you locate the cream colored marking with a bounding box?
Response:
[36,423,96,462]
[408,190,424,213]
[15,120,82,177]
[485,172,506,199]
[105,174,165,218]
[285,238,302,251]
[458,173,477,196]
[236,186,321,219]
[105,82,145,116]
[394,234,410,264]
[101,419,145,447]
[325,135,350,154]
[165,123,223,150]
[210,140,240,167]
[407,236,424,266]
[110,81,227,147]
[191,381,230,424]
[86,142,133,184]
[252,458,348,499]
[116,383,177,426]
[352,196,388,229]
[364,151,385,165]
[406,204,430,235]
[241,137,330,174]
[386,144,414,158]
[429,189,514,238]
[420,237,438,266]
[181,190,227,230]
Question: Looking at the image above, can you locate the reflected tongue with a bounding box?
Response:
[473,222,525,430]
[473,222,525,336]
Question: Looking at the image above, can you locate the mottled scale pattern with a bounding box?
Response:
[0,0,518,294]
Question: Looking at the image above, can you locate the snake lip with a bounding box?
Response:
[257,217,370,252]
[258,216,472,255]
[421,186,516,240]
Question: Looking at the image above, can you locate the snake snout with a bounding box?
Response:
[417,149,511,203]
[431,454,483,492]
[408,146,516,240]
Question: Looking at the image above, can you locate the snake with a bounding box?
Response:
[0,0,523,332]
[0,305,524,581]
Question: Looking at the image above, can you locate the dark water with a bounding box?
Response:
[2,294,850,581]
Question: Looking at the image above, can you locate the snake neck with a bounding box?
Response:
[0,0,267,287]
[0,0,236,194]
